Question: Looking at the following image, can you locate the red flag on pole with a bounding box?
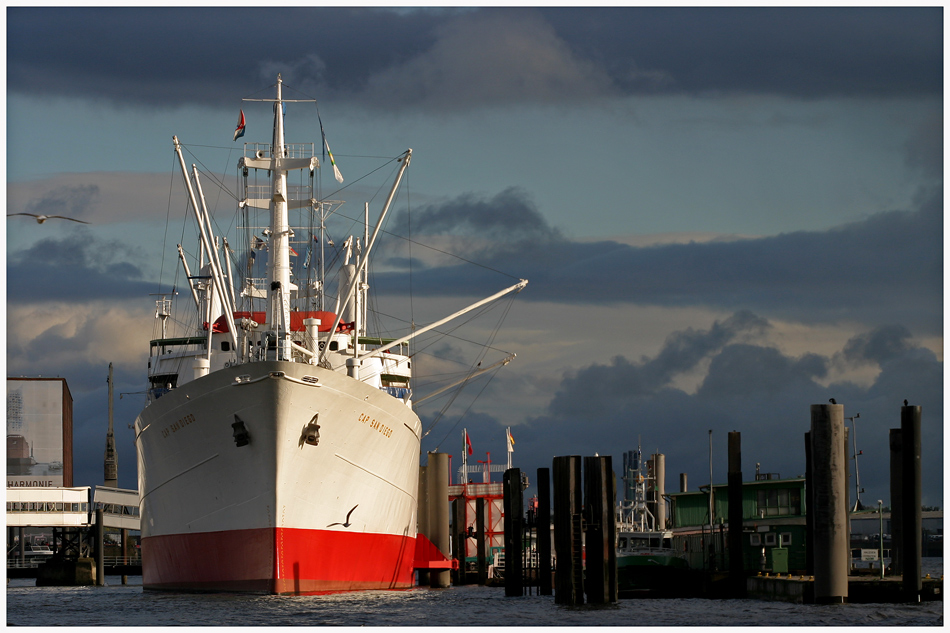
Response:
[465,430,473,456]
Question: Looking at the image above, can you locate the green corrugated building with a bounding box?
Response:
[668,476,808,574]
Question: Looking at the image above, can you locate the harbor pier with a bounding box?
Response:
[747,574,942,604]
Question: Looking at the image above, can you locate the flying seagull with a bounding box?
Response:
[327,504,358,528]
[8,213,90,224]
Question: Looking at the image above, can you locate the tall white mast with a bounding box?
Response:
[268,74,293,361]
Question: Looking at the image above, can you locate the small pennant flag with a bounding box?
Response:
[233,109,246,142]
[289,246,298,257]
[465,430,473,456]
[318,113,344,183]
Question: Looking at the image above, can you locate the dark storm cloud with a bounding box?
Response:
[841,325,914,367]
[543,7,942,98]
[7,233,153,303]
[373,186,943,334]
[504,314,942,505]
[390,187,561,242]
[547,311,770,418]
[6,7,444,108]
[7,7,940,110]
[24,184,99,222]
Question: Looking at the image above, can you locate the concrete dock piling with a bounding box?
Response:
[809,403,848,604]
[651,453,666,531]
[417,465,430,586]
[427,452,451,588]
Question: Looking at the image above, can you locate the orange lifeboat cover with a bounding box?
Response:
[209,311,344,333]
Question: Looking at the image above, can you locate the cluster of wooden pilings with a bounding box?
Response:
[421,402,927,605]
[804,403,925,604]
[497,457,617,604]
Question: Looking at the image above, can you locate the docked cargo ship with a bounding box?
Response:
[134,75,526,594]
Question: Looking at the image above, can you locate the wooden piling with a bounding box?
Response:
[476,497,487,585]
[453,498,466,585]
[121,528,128,585]
[537,467,552,595]
[553,455,583,605]
[804,431,814,576]
[810,404,848,604]
[583,455,617,603]
[503,467,524,597]
[888,428,903,576]
[901,405,922,603]
[728,431,745,598]
[427,452,451,588]
[95,508,105,586]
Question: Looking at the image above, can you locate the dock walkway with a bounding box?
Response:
[747,574,942,604]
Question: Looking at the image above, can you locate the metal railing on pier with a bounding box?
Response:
[7,555,142,569]
[101,556,142,567]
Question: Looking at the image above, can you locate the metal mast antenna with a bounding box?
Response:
[847,413,863,511]
[104,363,118,487]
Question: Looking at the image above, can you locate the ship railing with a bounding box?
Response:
[243,183,314,204]
[244,143,315,160]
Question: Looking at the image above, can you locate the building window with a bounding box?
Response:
[757,487,801,516]
[764,532,777,546]
[750,534,762,546]
[780,532,792,546]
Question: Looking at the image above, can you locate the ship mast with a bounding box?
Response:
[268,74,293,361]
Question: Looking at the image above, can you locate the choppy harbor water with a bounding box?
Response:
[7,560,944,627]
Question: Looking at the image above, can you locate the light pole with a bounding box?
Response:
[878,500,884,579]
[846,413,863,511]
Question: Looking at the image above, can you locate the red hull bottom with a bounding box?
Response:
[143,527,417,595]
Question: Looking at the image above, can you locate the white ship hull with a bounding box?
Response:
[135,361,422,594]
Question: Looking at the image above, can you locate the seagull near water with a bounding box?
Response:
[7,213,90,224]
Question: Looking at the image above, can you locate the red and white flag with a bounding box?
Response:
[465,430,473,456]
[233,109,246,142]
